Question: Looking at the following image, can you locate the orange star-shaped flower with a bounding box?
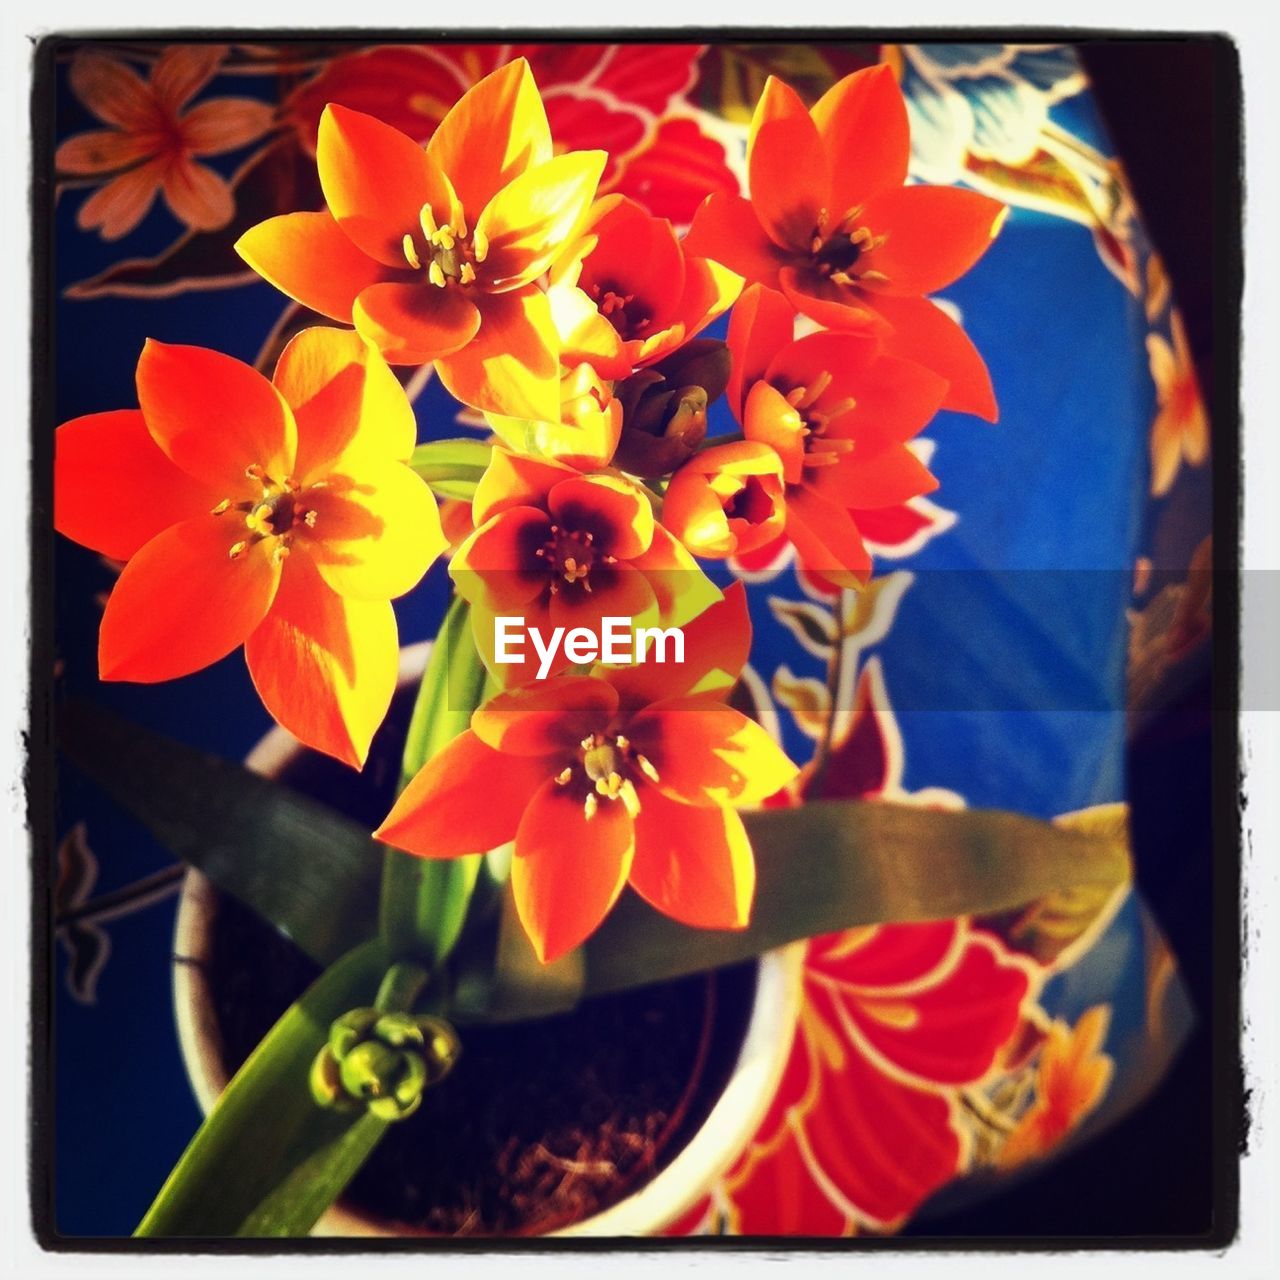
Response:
[236,59,605,421]
[376,586,798,962]
[722,284,947,585]
[55,329,444,767]
[451,448,720,685]
[685,65,1006,421]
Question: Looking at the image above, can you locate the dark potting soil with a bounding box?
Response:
[197,681,759,1236]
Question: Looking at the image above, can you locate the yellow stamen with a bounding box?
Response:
[419,203,438,240]
[459,262,476,285]
[619,779,641,818]
[272,543,291,564]
[583,793,599,821]
[555,766,573,785]
[472,227,489,262]
[402,234,422,270]
[431,224,456,252]
[228,540,248,560]
[635,753,660,783]
[211,499,231,516]
[428,260,446,288]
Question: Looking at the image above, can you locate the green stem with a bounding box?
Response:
[374,960,431,1014]
[379,595,490,967]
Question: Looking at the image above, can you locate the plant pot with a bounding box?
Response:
[172,643,805,1238]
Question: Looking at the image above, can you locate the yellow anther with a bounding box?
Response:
[555,766,573,785]
[614,734,629,751]
[272,542,291,564]
[635,753,660,783]
[455,212,468,238]
[459,262,476,285]
[228,540,248,560]
[583,793,599,821]
[402,234,422,270]
[472,227,489,262]
[303,509,318,529]
[428,261,447,288]
[245,464,266,481]
[211,499,231,516]
[431,224,456,251]
[245,503,275,536]
[419,203,438,240]
[581,734,599,751]
[619,779,641,818]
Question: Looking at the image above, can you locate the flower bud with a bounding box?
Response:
[311,1007,461,1122]
[613,341,731,477]
[662,441,787,558]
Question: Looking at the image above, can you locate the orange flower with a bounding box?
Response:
[486,361,623,471]
[236,59,605,421]
[684,65,1005,421]
[549,194,740,379]
[451,448,719,685]
[998,1006,1113,1168]
[54,329,444,768]
[662,441,786,558]
[56,45,275,241]
[1147,312,1209,496]
[726,283,947,585]
[376,585,798,962]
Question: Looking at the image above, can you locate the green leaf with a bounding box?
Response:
[407,437,492,500]
[379,595,490,967]
[59,700,380,968]
[464,799,1132,1020]
[136,941,389,1237]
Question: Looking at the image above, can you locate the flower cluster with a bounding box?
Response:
[54,57,1004,962]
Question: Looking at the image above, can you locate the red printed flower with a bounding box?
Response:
[57,45,274,240]
[377,586,798,962]
[724,283,947,585]
[685,65,1005,420]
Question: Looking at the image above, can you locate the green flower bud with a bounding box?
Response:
[310,1007,461,1122]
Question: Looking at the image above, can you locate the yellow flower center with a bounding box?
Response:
[783,374,857,473]
[555,731,659,820]
[214,464,320,564]
[809,206,889,287]
[533,523,618,594]
[401,202,486,287]
[587,281,651,341]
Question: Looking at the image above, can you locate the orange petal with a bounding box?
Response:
[472,448,573,526]
[662,441,785,559]
[318,103,460,267]
[872,293,998,421]
[811,64,910,212]
[426,58,553,216]
[76,158,166,241]
[451,506,553,615]
[548,283,629,379]
[181,97,275,154]
[376,728,546,858]
[626,524,723,628]
[245,553,397,768]
[862,186,1007,295]
[628,698,798,807]
[547,473,654,560]
[837,443,938,509]
[604,579,748,708]
[98,516,281,682]
[548,561,659,636]
[630,789,755,929]
[743,381,807,484]
[353,281,482,366]
[69,52,158,131]
[136,340,297,488]
[512,779,635,963]
[777,265,887,334]
[272,327,417,481]
[236,212,394,323]
[473,676,619,755]
[726,282,796,420]
[55,128,153,175]
[785,485,871,586]
[162,159,234,231]
[435,287,560,420]
[150,43,224,113]
[55,410,215,562]
[475,150,607,291]
[684,192,787,290]
[747,77,830,252]
[305,461,444,601]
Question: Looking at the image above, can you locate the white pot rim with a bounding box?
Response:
[172,640,805,1238]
